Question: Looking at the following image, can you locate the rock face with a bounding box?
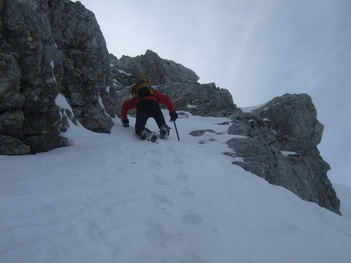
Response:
[0,0,114,154]
[113,82,237,119]
[109,50,237,118]
[227,94,340,214]
[156,83,236,117]
[110,50,200,85]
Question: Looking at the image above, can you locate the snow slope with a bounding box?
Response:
[1,110,351,263]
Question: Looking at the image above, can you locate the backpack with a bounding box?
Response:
[131,80,154,99]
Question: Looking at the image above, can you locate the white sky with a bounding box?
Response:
[74,0,351,186]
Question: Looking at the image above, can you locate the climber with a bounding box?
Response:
[120,80,178,141]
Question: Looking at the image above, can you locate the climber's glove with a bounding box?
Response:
[170,111,178,122]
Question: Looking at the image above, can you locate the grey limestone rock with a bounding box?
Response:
[110,50,200,85]
[114,82,237,119]
[157,83,237,117]
[0,135,31,155]
[227,94,340,214]
[0,0,114,154]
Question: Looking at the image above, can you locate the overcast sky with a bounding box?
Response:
[75,0,351,186]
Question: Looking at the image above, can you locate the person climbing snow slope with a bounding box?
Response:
[121,80,178,141]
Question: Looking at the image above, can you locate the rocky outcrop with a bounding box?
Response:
[110,50,199,86]
[108,50,236,118]
[113,82,237,119]
[156,83,236,117]
[0,0,115,154]
[48,0,113,133]
[226,94,340,214]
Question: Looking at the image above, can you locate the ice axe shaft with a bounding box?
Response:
[172,120,180,141]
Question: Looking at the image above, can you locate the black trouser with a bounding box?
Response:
[135,99,166,136]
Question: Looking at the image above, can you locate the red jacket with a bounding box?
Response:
[121,90,175,120]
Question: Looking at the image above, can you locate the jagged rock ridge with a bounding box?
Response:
[110,50,200,85]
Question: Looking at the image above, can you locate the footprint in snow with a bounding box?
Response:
[181,210,202,225]
[151,194,174,207]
